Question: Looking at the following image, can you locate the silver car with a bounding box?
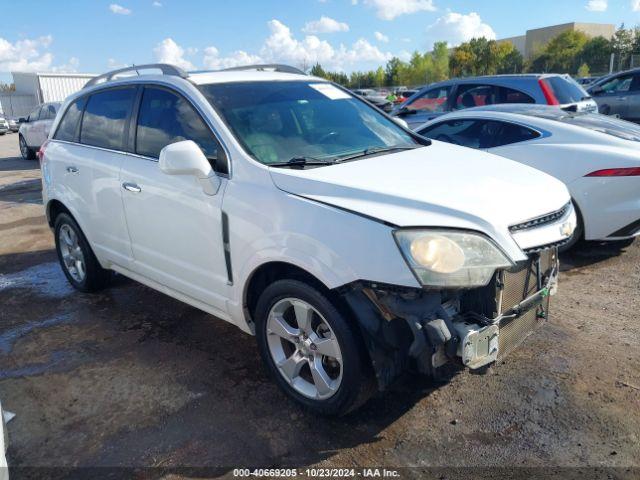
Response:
[18,102,61,160]
[392,74,598,129]
[0,118,8,135]
[587,68,640,123]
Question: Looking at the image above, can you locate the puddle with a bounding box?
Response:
[0,178,43,205]
[0,313,74,355]
[0,348,91,380]
[0,261,73,298]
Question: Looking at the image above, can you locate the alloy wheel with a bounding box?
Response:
[58,224,86,283]
[266,298,343,400]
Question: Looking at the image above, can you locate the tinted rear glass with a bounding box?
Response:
[80,87,136,150]
[54,98,86,142]
[544,77,589,104]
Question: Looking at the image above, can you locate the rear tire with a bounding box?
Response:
[255,279,374,416]
[54,213,111,292]
[19,135,36,160]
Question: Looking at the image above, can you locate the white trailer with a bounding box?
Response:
[0,72,96,118]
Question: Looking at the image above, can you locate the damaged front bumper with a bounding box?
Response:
[341,248,559,390]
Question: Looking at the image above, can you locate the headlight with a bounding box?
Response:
[394,230,513,288]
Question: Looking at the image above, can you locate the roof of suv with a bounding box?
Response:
[188,70,314,85]
[81,63,320,92]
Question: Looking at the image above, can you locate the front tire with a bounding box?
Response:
[19,135,36,160]
[255,279,374,416]
[559,201,584,253]
[54,213,111,292]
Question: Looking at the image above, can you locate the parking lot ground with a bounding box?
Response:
[0,132,639,479]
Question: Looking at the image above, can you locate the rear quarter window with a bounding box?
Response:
[80,87,137,150]
[54,98,86,142]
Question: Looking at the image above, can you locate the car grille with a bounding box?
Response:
[497,248,555,360]
[508,203,570,232]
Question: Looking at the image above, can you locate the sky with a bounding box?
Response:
[2,0,640,83]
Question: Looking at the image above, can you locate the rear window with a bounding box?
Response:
[80,87,136,150]
[543,76,589,104]
[558,113,640,142]
[500,87,535,104]
[54,98,86,142]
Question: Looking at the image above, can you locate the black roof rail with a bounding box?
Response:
[84,63,189,89]
[220,64,306,75]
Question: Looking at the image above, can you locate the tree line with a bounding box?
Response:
[310,24,640,89]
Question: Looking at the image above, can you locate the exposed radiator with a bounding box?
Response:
[497,249,555,360]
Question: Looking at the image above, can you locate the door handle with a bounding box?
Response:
[66,166,79,174]
[122,182,142,193]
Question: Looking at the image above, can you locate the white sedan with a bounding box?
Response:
[417,105,640,248]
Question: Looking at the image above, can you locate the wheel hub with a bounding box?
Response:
[266,297,343,400]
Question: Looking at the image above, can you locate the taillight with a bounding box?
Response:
[37,139,49,164]
[585,167,640,177]
[538,78,559,105]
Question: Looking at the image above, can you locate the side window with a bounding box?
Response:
[418,119,486,148]
[453,84,498,110]
[500,87,535,104]
[40,104,57,120]
[491,121,540,147]
[406,86,451,113]
[420,119,539,149]
[80,87,137,150]
[136,86,226,173]
[54,98,86,142]
[28,107,41,122]
[600,75,633,94]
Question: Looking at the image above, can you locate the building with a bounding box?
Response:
[497,22,615,59]
[0,72,95,119]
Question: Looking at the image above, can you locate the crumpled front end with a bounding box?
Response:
[340,205,570,390]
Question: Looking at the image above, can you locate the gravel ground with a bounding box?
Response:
[0,133,638,479]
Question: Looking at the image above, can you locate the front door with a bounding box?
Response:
[119,85,230,315]
[396,85,452,129]
[23,106,43,147]
[593,73,634,118]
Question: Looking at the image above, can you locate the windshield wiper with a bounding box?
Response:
[334,144,420,163]
[268,156,336,168]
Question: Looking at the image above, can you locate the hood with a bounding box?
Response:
[269,141,571,258]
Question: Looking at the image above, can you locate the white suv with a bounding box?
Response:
[18,102,61,159]
[41,64,576,415]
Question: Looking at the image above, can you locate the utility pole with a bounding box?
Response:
[609,53,615,74]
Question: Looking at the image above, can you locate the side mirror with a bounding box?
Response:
[392,117,409,129]
[397,106,417,116]
[159,140,221,196]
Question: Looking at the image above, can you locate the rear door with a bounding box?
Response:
[40,103,59,141]
[119,85,230,315]
[451,84,499,111]
[625,74,640,122]
[58,87,138,266]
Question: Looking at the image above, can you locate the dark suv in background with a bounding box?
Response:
[587,68,640,123]
[392,74,597,129]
